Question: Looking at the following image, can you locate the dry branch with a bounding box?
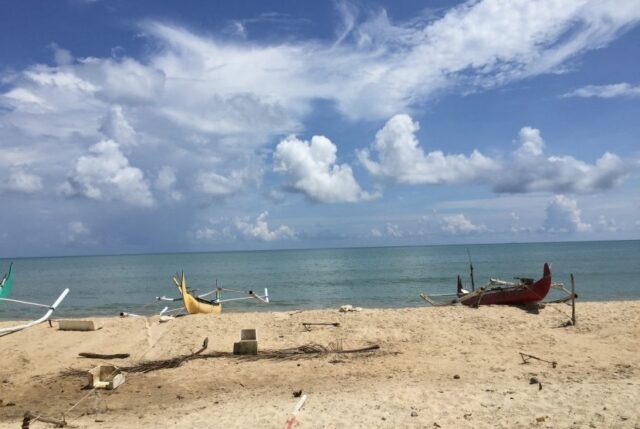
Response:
[520,352,557,368]
[61,340,380,376]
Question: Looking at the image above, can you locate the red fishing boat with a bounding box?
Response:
[420,263,553,307]
[458,263,552,307]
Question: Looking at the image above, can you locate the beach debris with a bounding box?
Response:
[159,315,174,323]
[58,320,103,331]
[539,382,543,390]
[520,352,557,368]
[119,312,144,318]
[22,411,71,428]
[88,365,125,390]
[453,374,460,379]
[98,337,210,373]
[78,353,130,360]
[529,376,539,385]
[339,305,362,312]
[62,340,380,377]
[233,329,258,356]
[302,322,340,331]
[536,416,547,422]
[268,343,381,357]
[284,394,307,429]
[411,411,419,417]
[292,390,303,398]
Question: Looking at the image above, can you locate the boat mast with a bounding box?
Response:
[467,249,475,292]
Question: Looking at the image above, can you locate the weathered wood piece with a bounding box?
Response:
[520,352,557,368]
[78,353,130,359]
[23,411,75,428]
[302,322,340,331]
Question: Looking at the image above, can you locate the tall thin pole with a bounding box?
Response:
[570,273,576,326]
[467,249,475,292]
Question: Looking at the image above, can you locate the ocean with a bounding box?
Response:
[1,240,638,319]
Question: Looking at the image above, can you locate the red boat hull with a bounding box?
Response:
[460,263,551,307]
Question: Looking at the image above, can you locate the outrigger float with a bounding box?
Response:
[421,263,575,308]
[0,263,70,336]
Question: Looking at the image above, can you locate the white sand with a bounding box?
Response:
[1,301,639,428]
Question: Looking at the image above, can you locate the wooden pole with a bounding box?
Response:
[570,273,576,326]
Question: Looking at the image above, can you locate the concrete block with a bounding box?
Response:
[58,320,103,331]
[88,365,125,390]
[233,340,258,355]
[241,329,257,341]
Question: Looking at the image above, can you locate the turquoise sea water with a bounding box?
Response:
[1,240,638,320]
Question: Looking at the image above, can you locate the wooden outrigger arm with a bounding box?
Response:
[0,288,70,335]
[157,287,269,305]
[419,292,460,306]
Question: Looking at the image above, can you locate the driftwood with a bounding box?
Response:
[78,353,130,360]
[302,322,340,331]
[22,412,75,428]
[520,352,557,368]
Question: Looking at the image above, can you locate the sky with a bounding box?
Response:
[1,0,639,257]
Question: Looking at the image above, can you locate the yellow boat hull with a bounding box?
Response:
[173,273,221,315]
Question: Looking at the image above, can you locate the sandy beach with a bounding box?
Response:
[1,301,639,428]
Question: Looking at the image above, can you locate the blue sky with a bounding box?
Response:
[1,0,639,257]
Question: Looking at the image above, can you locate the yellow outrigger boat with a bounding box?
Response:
[151,271,269,316]
[172,272,222,314]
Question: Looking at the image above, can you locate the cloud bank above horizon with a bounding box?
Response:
[1,0,639,254]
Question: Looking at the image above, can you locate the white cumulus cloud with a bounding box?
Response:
[63,221,92,243]
[441,214,486,234]
[596,215,619,232]
[0,0,638,216]
[370,223,403,238]
[99,105,137,146]
[357,115,632,194]
[543,195,591,233]
[357,114,499,184]
[5,168,44,194]
[197,167,259,198]
[234,211,296,241]
[493,127,630,193]
[154,166,182,201]
[274,134,379,203]
[63,140,154,207]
